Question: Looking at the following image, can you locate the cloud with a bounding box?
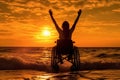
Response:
[0,0,119,28]
[81,21,120,26]
[0,0,119,43]
[0,1,11,13]
[112,8,120,12]
[0,0,119,23]
[0,29,9,32]
[80,26,101,33]
[0,29,13,36]
[69,0,120,10]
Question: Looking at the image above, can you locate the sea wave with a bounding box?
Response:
[0,56,120,72]
[0,47,120,72]
[0,57,47,70]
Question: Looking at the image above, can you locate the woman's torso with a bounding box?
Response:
[59,30,72,40]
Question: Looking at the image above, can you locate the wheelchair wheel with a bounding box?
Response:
[71,47,80,71]
[51,47,59,72]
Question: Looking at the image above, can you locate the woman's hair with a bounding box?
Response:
[62,21,69,30]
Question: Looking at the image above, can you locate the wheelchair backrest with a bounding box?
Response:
[56,39,74,48]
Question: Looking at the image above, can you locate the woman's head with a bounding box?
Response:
[62,21,69,30]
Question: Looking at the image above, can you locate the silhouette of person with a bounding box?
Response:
[49,9,82,62]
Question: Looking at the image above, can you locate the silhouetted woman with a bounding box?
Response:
[49,9,82,62]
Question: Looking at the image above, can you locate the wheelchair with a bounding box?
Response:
[51,39,80,72]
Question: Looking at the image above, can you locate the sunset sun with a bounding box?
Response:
[42,30,51,36]
[35,26,52,41]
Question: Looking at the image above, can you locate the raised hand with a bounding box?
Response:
[49,9,61,32]
[71,9,82,32]
[49,9,52,16]
[78,9,82,15]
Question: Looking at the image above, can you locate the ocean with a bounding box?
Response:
[0,47,120,80]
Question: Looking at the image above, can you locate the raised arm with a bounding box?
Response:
[49,9,62,33]
[70,9,82,33]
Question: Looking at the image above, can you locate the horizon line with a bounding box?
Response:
[0,46,120,48]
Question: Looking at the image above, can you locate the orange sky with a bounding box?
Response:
[0,0,120,47]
